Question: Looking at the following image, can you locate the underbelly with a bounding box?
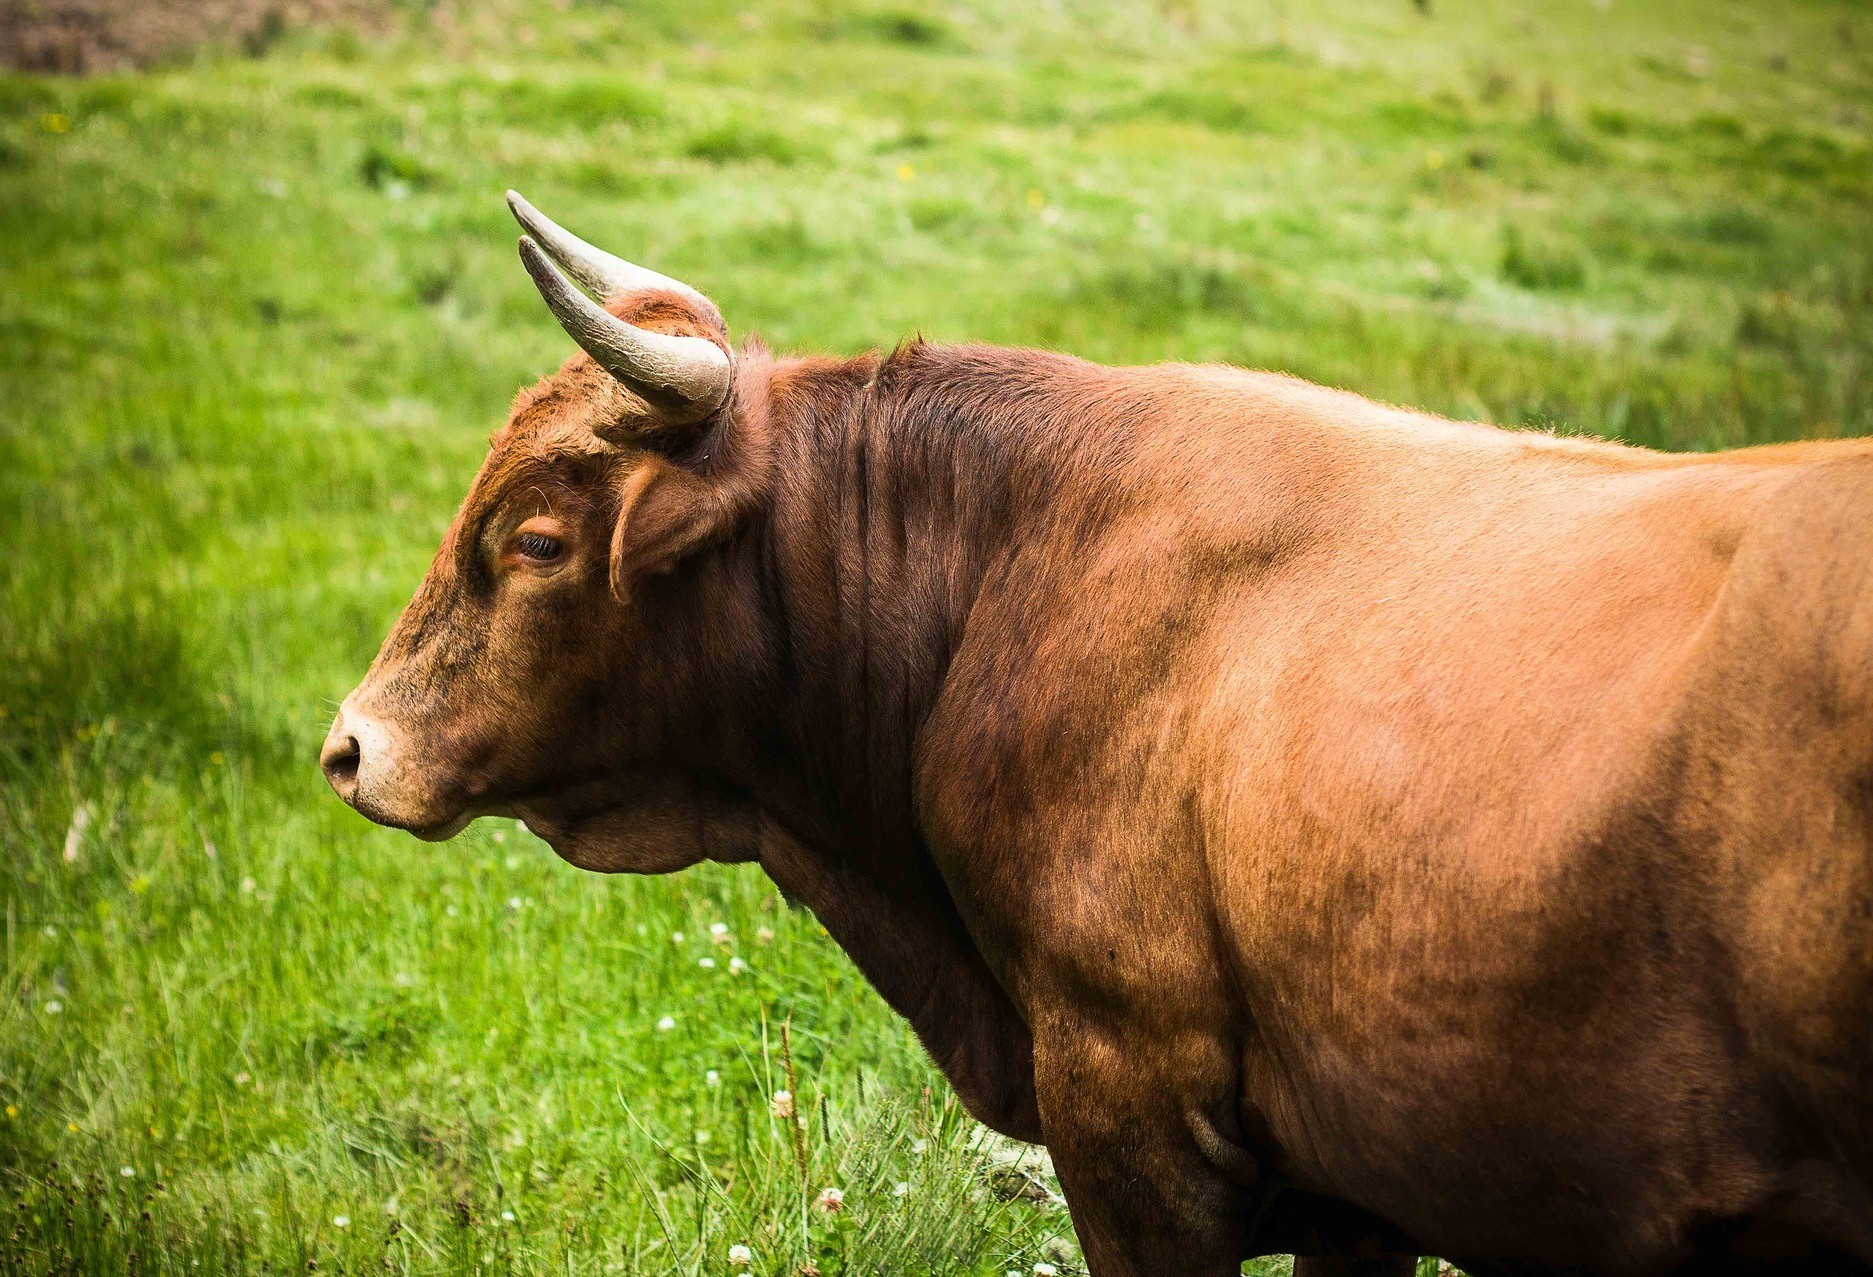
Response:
[1241,1009,1873,1273]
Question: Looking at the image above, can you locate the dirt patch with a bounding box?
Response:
[0,0,377,74]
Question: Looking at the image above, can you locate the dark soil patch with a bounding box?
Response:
[0,0,375,73]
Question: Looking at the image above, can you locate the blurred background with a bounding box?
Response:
[0,1,1868,1273]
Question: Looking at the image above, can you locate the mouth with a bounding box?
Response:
[338,786,486,843]
[408,811,475,842]
[337,770,554,844]
[342,770,684,866]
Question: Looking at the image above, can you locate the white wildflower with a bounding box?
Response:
[814,1186,844,1213]
[893,1180,910,1197]
[755,926,774,944]
[770,1089,794,1119]
[1033,1264,1058,1276]
[656,1015,676,1032]
[43,1000,61,1015]
[333,1215,350,1229]
[729,957,748,974]
[705,1069,721,1087]
[728,1244,753,1265]
[699,957,716,970]
[120,1166,135,1178]
[63,804,91,863]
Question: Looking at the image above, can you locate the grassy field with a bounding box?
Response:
[1,0,1869,1272]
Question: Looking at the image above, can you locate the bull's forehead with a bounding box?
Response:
[499,356,632,451]
[466,435,618,527]
[421,370,615,554]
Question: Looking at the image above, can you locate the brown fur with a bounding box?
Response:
[326,289,1873,1277]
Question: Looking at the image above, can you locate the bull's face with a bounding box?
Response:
[321,193,761,871]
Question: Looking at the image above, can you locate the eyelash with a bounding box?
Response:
[514,531,562,562]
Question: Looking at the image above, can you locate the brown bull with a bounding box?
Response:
[322,193,1873,1277]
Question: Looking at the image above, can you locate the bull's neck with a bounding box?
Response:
[732,342,1092,858]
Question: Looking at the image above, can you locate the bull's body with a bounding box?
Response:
[326,199,1873,1276]
[737,347,1873,1274]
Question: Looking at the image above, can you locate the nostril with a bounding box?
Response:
[322,734,361,790]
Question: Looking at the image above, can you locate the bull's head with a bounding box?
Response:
[320,193,772,872]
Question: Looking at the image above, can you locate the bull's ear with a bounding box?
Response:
[608,455,747,600]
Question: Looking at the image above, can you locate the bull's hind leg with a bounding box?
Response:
[1032,1026,1251,1277]
[1032,1021,1425,1276]
[1042,1109,1247,1277]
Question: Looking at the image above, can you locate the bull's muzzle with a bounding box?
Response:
[319,703,469,841]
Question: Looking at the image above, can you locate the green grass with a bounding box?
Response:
[1,0,1869,1272]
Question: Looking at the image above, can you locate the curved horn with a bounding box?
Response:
[517,236,732,425]
[507,190,722,325]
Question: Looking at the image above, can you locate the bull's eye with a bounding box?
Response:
[514,531,563,563]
